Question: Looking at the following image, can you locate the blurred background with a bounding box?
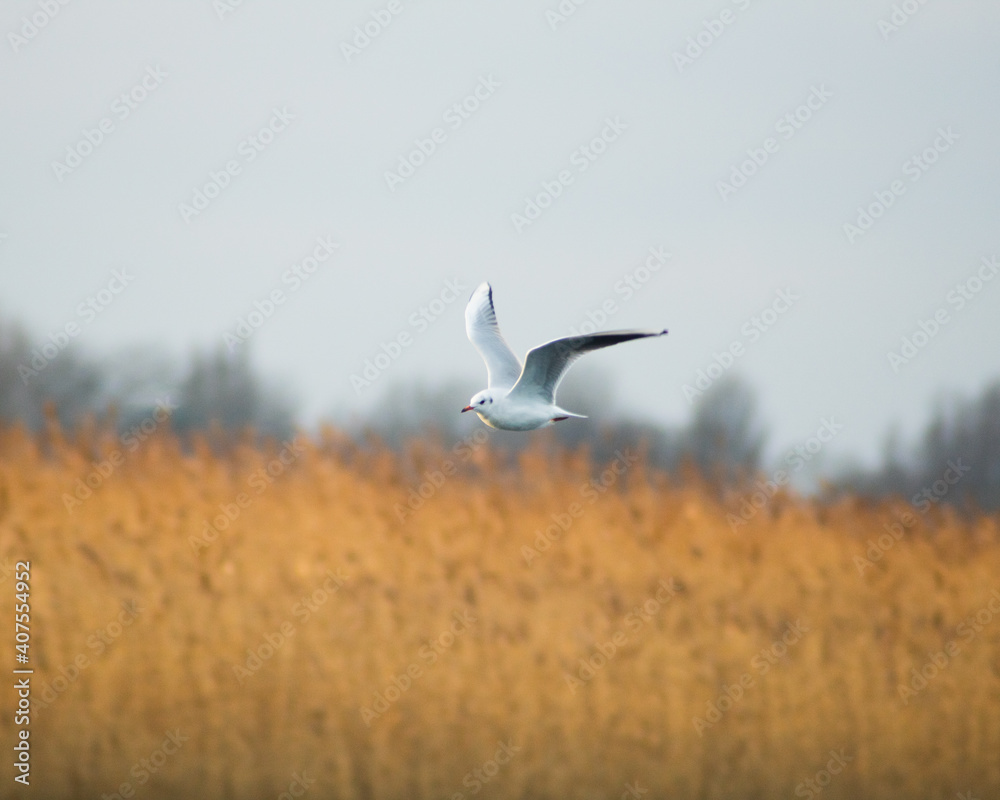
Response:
[2,1,1000,506]
[3,5,1000,798]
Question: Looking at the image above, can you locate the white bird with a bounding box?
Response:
[462,282,668,431]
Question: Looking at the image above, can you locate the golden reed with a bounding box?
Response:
[1,420,998,799]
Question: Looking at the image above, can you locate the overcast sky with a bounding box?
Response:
[2,1,999,467]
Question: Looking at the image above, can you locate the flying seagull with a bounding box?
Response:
[462,282,668,430]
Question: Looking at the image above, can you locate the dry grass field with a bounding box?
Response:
[1,418,999,800]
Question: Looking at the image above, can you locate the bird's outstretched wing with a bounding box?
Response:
[465,282,522,389]
[507,329,668,404]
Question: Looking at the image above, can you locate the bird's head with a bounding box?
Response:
[462,389,495,417]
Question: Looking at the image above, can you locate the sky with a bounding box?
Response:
[1,0,999,469]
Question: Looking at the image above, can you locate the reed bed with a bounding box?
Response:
[1,421,998,799]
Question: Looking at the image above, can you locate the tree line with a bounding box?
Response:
[1,314,997,510]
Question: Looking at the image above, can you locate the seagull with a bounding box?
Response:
[462,282,668,430]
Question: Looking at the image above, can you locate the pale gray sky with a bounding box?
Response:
[2,1,999,467]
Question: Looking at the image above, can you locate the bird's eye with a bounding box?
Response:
[479,399,485,405]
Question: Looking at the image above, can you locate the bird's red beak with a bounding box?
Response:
[461,405,474,413]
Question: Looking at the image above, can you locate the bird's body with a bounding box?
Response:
[462,282,668,431]
[468,389,584,431]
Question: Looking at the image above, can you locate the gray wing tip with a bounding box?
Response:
[471,281,492,301]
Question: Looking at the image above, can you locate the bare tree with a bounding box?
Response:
[0,317,104,429]
[170,347,295,438]
[677,375,766,484]
[0,316,295,440]
[834,381,1000,512]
